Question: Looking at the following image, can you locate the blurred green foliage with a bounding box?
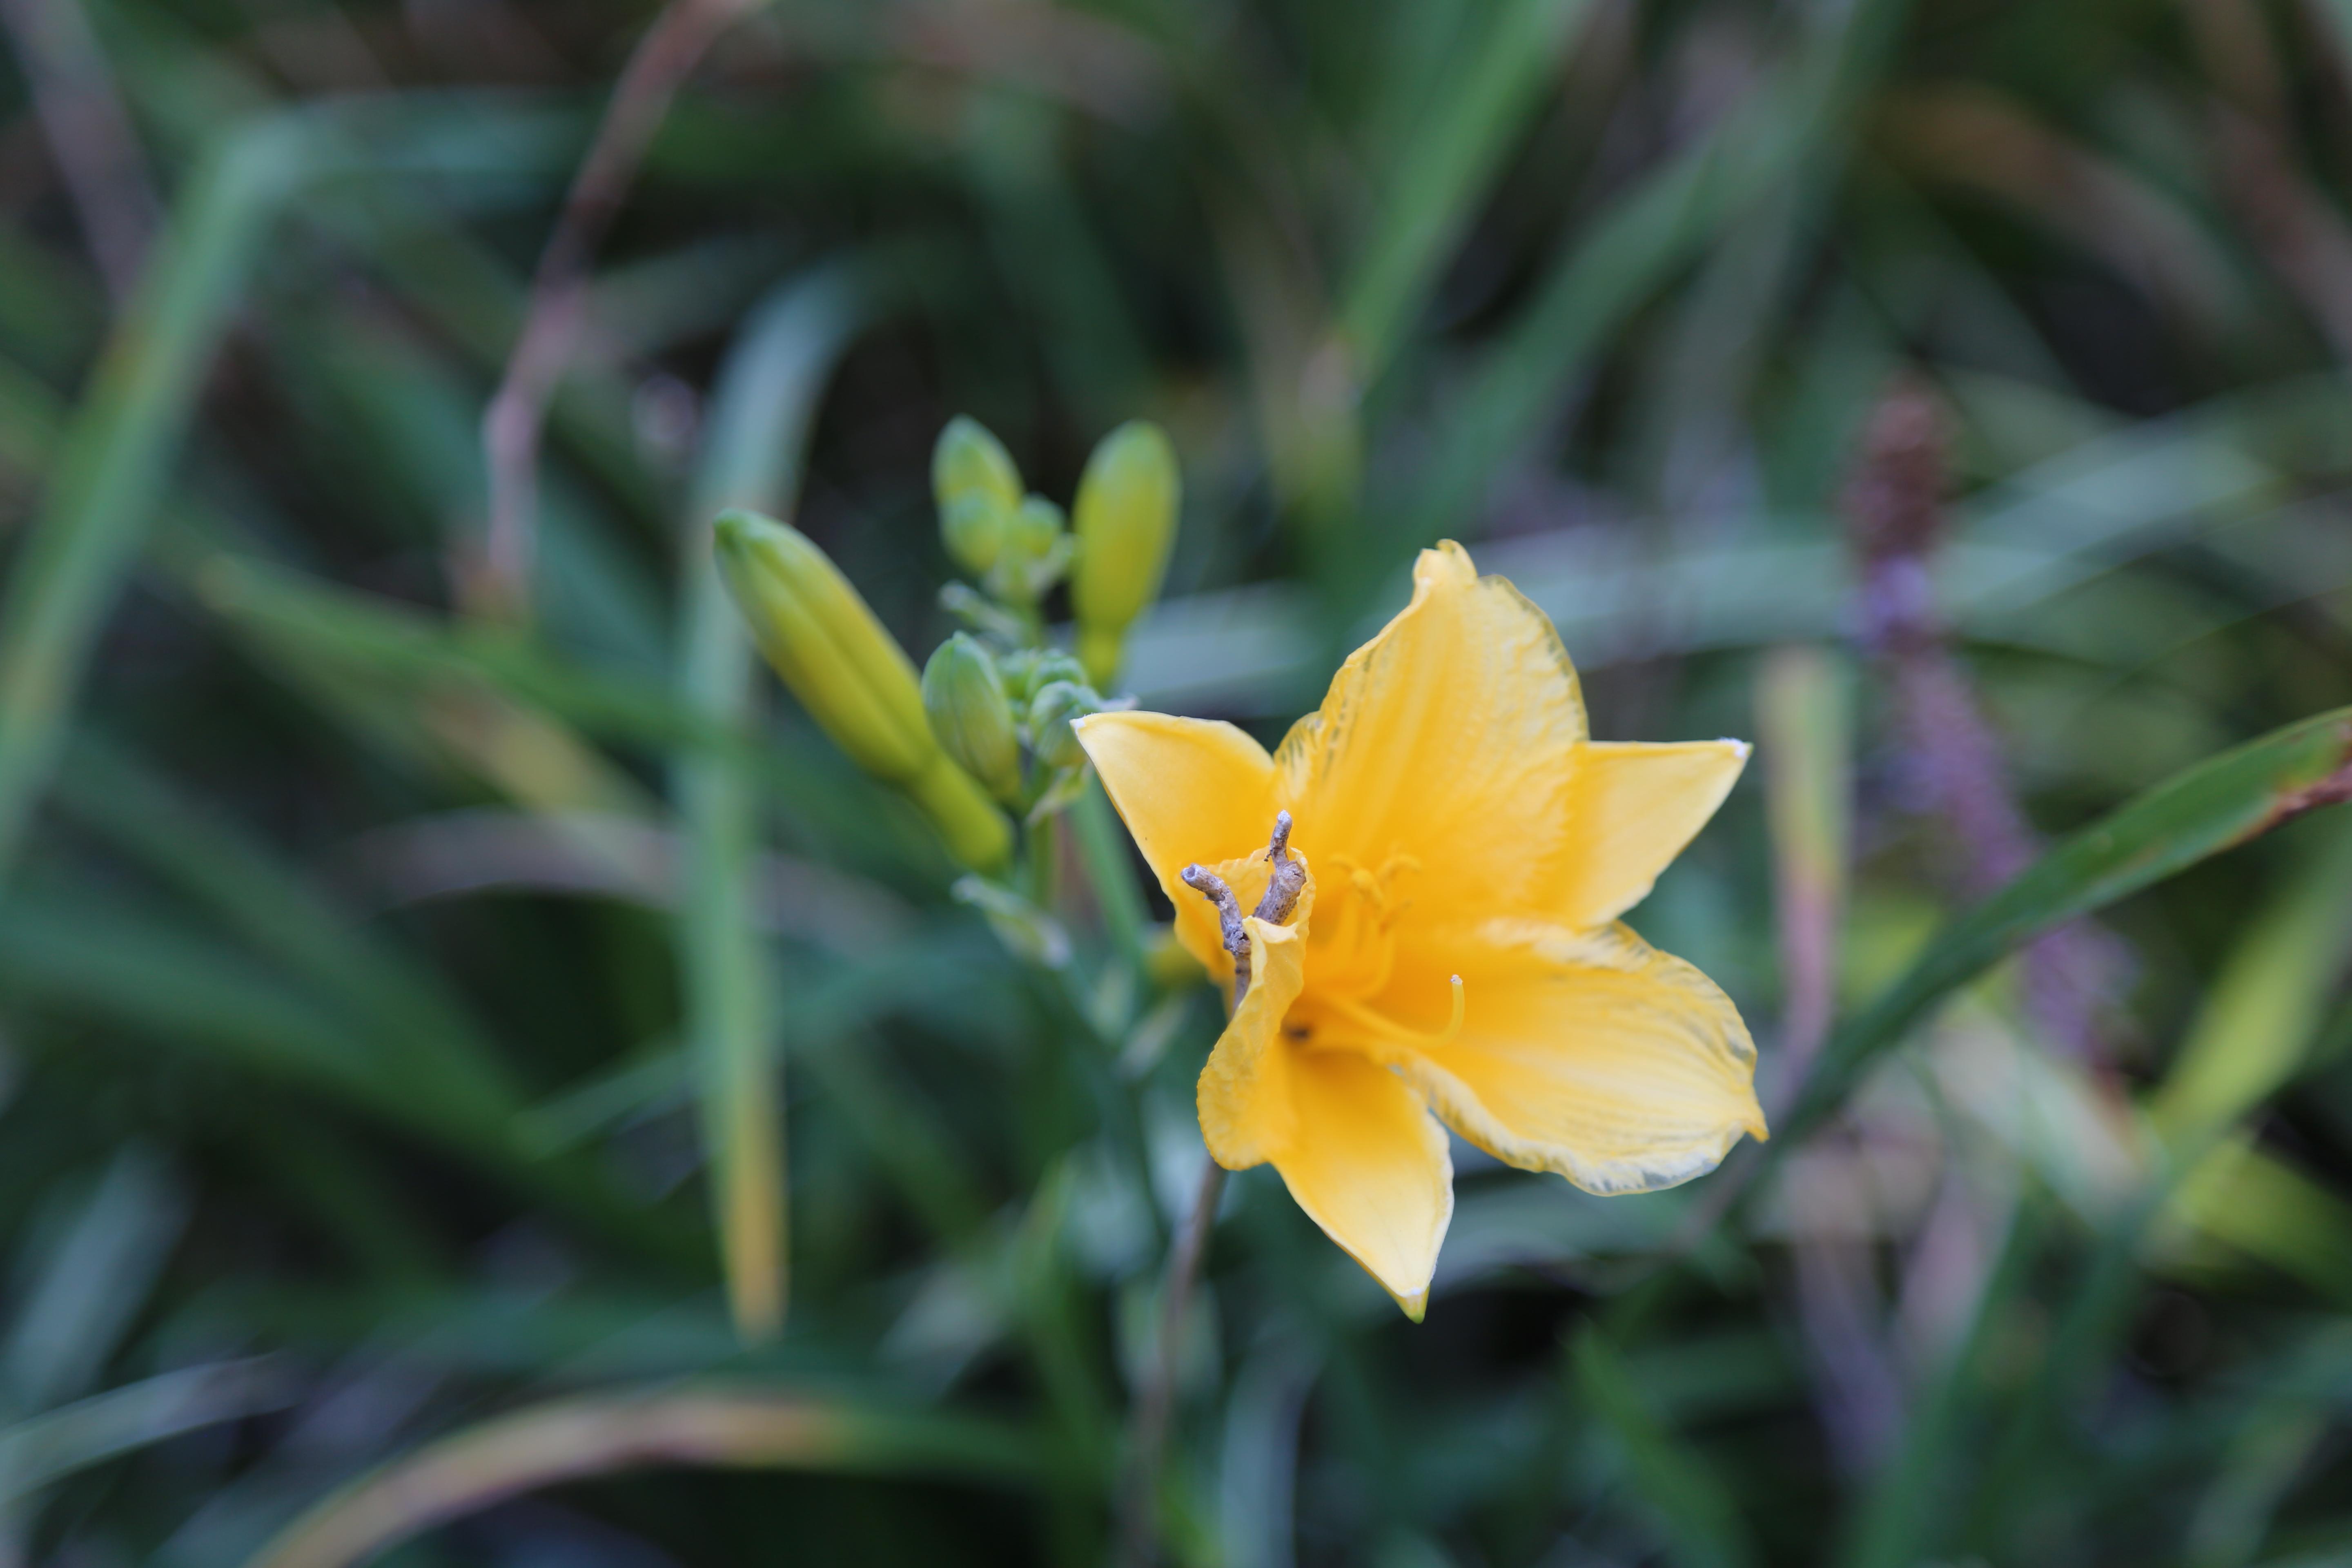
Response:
[1,0,2351,1563]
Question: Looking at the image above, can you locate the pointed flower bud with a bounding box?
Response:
[1029,679,1100,773]
[923,633,1022,805]
[933,417,1022,575]
[715,509,1010,871]
[1071,421,1180,687]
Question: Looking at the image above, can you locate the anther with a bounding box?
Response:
[1183,809,1308,1008]
[1254,809,1308,927]
[1180,863,1253,1000]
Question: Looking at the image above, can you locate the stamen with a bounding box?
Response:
[1180,863,1252,998]
[1254,809,1308,926]
[1315,975,1466,1052]
[1183,808,1308,1007]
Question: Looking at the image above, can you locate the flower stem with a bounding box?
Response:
[1121,1156,1228,1566]
[1027,810,1059,912]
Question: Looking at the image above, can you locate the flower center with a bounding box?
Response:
[1181,818,1465,1058]
[1178,811,1307,1005]
[1310,849,1421,1002]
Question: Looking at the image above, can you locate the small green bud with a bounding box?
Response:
[1071,421,1180,687]
[923,634,1022,805]
[934,417,1022,575]
[1028,679,1099,773]
[933,416,1022,515]
[715,510,1009,871]
[1008,494,1064,557]
[987,496,1074,604]
[940,493,1007,576]
[998,648,1089,704]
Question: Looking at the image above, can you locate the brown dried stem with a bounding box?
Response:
[468,0,759,620]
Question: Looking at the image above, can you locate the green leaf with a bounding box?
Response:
[1340,0,1593,381]
[243,1385,1043,1568]
[1786,705,2352,1140]
[2150,815,2352,1142]
[674,261,875,1342]
[1573,1327,1757,1568]
[0,96,579,884]
[0,1358,292,1503]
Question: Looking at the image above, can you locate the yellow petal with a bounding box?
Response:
[1539,740,1750,927]
[1198,914,1310,1169]
[1269,1049,1453,1319]
[1394,920,1765,1195]
[1075,711,1278,974]
[1271,542,1586,920]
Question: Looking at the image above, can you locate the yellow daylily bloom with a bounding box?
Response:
[1074,541,1766,1318]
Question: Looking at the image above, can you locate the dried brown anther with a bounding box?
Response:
[1180,810,1304,1007]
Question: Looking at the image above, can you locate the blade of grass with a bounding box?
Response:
[0,1147,183,1417]
[0,111,308,880]
[1837,1202,2047,1568]
[1382,0,1918,564]
[675,260,873,1340]
[2150,815,2352,1142]
[0,886,695,1267]
[0,94,582,885]
[242,1385,1043,1568]
[0,1357,292,1502]
[178,548,887,842]
[54,736,523,1123]
[1340,0,1594,383]
[1572,1327,1757,1568]
[1784,705,2352,1140]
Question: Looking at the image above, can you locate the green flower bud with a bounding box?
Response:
[987,496,1074,604]
[1028,679,1099,773]
[715,510,1009,870]
[922,634,1022,805]
[1008,494,1064,558]
[998,648,1089,703]
[940,493,1007,577]
[1071,421,1180,687]
[933,417,1021,574]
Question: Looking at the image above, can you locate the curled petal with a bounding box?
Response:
[1075,711,1277,974]
[1272,543,1586,920]
[1396,922,1766,1195]
[1269,1049,1453,1319]
[1539,740,1750,927]
[1197,915,1310,1170]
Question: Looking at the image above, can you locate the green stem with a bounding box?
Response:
[1028,810,1060,913]
[1071,775,1149,974]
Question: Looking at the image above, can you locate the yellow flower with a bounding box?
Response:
[1074,542,1766,1318]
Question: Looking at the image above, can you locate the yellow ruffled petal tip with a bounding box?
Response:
[1089,542,1761,1319]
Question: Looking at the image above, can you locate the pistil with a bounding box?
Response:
[1181,810,1306,1005]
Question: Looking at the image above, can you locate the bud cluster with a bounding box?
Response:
[932,415,1179,690]
[918,414,1183,821]
[922,635,1102,822]
[709,414,1180,880]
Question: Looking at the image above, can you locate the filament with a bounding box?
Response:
[1316,975,1465,1053]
